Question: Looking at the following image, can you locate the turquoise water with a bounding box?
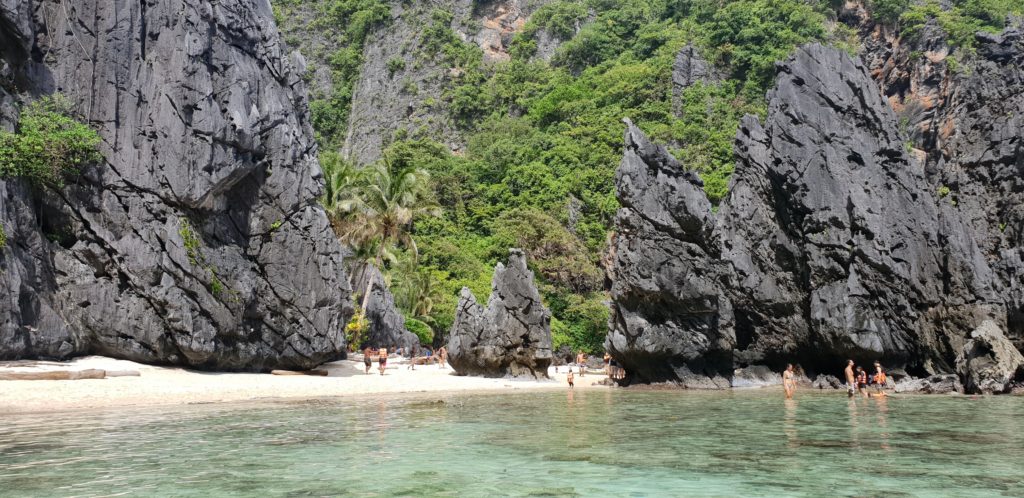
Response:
[1,390,1022,497]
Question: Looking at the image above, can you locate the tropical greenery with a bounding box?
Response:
[280,0,1019,353]
[320,142,441,329]
[0,94,101,187]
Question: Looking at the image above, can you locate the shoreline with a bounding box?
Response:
[0,355,609,414]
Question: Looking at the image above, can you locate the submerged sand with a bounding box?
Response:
[0,355,608,413]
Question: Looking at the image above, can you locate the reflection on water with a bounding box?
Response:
[1,391,1023,497]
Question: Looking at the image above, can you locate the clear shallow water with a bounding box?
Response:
[1,390,1022,497]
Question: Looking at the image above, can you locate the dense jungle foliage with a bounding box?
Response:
[274,0,1021,353]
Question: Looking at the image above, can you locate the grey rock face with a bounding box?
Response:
[894,374,961,394]
[347,260,418,352]
[605,119,735,386]
[955,321,1024,394]
[0,0,353,371]
[859,15,1024,353]
[731,365,781,388]
[608,44,1013,386]
[341,0,551,165]
[811,375,843,390]
[448,249,552,378]
[672,44,724,116]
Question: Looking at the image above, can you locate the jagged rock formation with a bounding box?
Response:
[346,258,418,351]
[0,0,353,370]
[608,42,1021,388]
[448,249,552,378]
[955,320,1024,394]
[854,8,1024,353]
[606,119,735,388]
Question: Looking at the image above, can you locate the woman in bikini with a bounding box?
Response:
[782,364,796,399]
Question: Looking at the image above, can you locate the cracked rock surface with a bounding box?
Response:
[0,0,352,371]
[346,258,418,352]
[608,43,1020,388]
[955,320,1024,394]
[448,249,552,378]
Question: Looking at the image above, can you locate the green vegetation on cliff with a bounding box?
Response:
[278,0,1019,353]
[0,95,101,187]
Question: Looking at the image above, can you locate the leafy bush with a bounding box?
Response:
[870,0,911,24]
[900,0,1020,51]
[405,317,434,345]
[0,223,7,249]
[386,57,405,76]
[0,95,101,187]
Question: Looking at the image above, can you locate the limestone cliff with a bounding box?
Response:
[608,38,1023,392]
[0,0,352,371]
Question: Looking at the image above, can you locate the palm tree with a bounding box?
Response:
[321,150,441,315]
[392,256,441,322]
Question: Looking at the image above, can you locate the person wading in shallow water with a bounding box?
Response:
[856,366,869,398]
[844,360,856,397]
[363,347,373,374]
[871,362,888,397]
[567,370,574,389]
[378,347,388,376]
[783,364,796,399]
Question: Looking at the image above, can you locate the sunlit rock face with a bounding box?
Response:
[449,249,552,379]
[608,41,1021,389]
[0,0,353,371]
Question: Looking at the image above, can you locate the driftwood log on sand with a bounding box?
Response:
[0,369,107,381]
[270,369,329,376]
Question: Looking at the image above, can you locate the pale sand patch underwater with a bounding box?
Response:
[0,355,607,413]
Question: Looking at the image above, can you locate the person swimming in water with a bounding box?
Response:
[783,364,796,399]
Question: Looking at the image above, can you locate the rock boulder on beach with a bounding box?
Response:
[956,321,1024,394]
[448,249,552,378]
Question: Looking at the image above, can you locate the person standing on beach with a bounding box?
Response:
[603,352,611,377]
[844,360,856,397]
[363,347,373,374]
[577,352,586,377]
[567,370,574,389]
[783,364,796,399]
[378,347,388,376]
[438,346,448,369]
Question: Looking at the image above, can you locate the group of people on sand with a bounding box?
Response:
[361,345,447,375]
[564,351,627,388]
[782,360,890,399]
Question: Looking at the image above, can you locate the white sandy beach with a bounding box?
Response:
[0,355,609,414]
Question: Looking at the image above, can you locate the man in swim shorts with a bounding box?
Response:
[363,347,373,374]
[378,347,388,376]
[844,359,856,397]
